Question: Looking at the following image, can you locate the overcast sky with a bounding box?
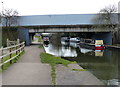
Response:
[0,0,119,16]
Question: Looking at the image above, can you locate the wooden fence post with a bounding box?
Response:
[16,45,18,55]
[1,46,3,70]
[9,48,12,64]
[15,45,18,61]
[0,46,3,56]
[17,39,20,44]
[23,42,25,52]
[19,44,21,56]
[7,39,9,47]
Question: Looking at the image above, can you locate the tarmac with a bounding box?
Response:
[1,45,52,85]
[56,64,104,85]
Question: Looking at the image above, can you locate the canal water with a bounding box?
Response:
[43,38,119,85]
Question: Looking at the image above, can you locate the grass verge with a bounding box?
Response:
[40,53,72,66]
[0,51,25,72]
[72,69,87,71]
[39,45,43,48]
[40,53,74,86]
[51,64,56,86]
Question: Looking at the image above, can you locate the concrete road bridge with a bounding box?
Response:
[2,14,117,45]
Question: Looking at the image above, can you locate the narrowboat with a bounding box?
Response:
[61,37,70,42]
[80,39,105,50]
[69,37,80,43]
[43,37,49,44]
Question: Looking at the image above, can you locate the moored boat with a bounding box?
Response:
[69,37,80,43]
[95,40,105,50]
[80,39,105,50]
[61,37,70,42]
[43,37,49,44]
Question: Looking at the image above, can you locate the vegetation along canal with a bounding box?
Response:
[42,34,119,85]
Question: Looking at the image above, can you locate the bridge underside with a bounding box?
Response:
[20,24,113,33]
[18,25,113,46]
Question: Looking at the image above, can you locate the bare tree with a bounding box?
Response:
[1,9,19,46]
[92,5,119,44]
[92,5,117,29]
[2,9,19,27]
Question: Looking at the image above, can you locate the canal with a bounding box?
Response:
[43,36,119,85]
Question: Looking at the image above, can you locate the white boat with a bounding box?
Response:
[61,37,70,42]
[69,37,80,42]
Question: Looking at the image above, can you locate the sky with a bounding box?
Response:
[0,0,119,16]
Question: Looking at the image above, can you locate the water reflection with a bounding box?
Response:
[95,50,104,57]
[79,47,93,54]
[43,40,119,85]
[44,42,77,57]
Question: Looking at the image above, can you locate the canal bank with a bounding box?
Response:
[42,45,104,85]
[56,64,104,85]
[105,45,120,49]
[42,38,119,85]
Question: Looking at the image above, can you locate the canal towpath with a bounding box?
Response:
[1,44,104,85]
[1,45,52,85]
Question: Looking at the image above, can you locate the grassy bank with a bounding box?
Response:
[40,53,74,86]
[40,53,72,66]
[39,45,43,48]
[0,51,25,72]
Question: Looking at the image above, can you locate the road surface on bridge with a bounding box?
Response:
[1,45,52,85]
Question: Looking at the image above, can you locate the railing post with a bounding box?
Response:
[23,42,25,52]
[21,43,23,52]
[10,48,12,64]
[19,44,21,56]
[17,39,20,44]
[1,46,3,70]
[16,45,18,55]
[7,39,9,47]
[15,45,18,61]
[20,44,21,56]
[0,46,3,56]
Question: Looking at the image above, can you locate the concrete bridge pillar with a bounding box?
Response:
[18,28,30,46]
[92,32,112,45]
